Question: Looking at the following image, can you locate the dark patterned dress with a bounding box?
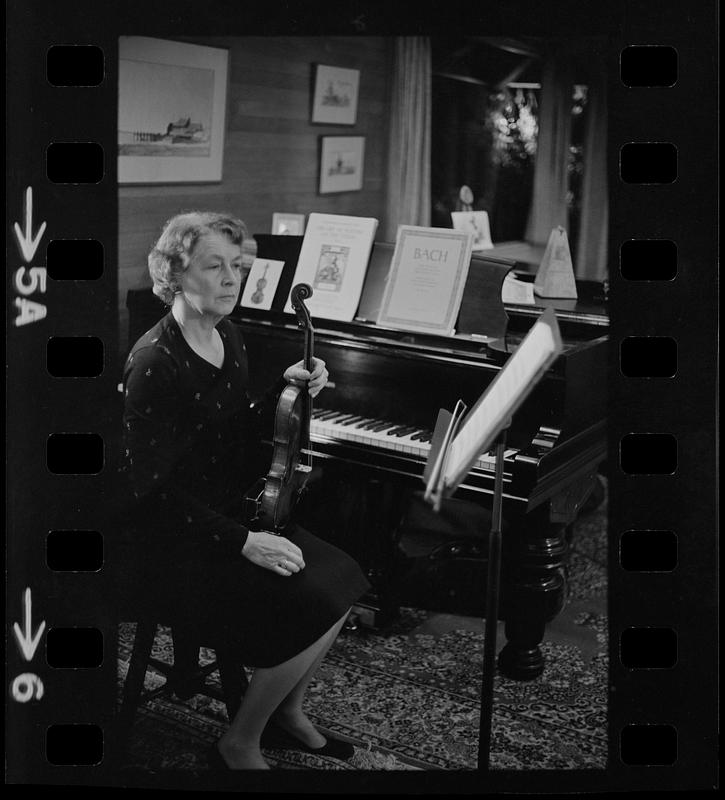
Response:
[119,312,369,666]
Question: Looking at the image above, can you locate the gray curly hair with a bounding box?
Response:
[148,211,257,305]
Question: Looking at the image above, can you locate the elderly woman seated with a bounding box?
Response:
[119,211,370,770]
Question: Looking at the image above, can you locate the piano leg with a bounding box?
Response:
[353,478,406,630]
[497,472,599,680]
[498,504,568,680]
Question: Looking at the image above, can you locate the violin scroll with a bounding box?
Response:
[291,283,313,330]
[291,282,313,304]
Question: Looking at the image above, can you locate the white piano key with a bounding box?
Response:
[309,408,517,472]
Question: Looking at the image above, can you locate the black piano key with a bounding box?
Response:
[339,415,365,426]
[324,412,350,422]
[395,426,420,437]
[390,426,413,437]
[385,426,407,436]
[359,420,385,430]
[370,422,396,432]
[315,409,340,420]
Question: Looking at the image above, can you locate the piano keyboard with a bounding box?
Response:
[309,408,517,472]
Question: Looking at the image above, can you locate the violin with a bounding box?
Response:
[254,283,315,532]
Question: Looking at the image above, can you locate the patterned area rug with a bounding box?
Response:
[117,483,607,772]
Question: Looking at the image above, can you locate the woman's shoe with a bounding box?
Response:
[302,734,355,760]
[261,725,355,760]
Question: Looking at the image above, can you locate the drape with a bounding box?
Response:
[575,67,609,280]
[525,57,572,246]
[384,37,432,242]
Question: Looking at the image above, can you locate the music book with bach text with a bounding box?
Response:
[376,225,473,337]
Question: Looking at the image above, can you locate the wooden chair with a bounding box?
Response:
[114,611,249,767]
[109,382,250,767]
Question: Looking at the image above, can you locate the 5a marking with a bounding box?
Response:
[12,186,47,327]
[10,588,46,703]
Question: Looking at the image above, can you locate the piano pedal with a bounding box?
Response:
[352,595,399,632]
[343,611,361,632]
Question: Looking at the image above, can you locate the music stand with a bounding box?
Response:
[422,307,563,769]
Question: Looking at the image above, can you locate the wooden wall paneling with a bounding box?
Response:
[118,36,393,356]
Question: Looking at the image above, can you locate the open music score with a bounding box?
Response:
[423,308,563,509]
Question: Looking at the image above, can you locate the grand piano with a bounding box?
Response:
[126,233,608,681]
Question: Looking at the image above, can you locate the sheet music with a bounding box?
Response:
[376,226,473,336]
[423,400,467,509]
[501,272,536,305]
[283,213,378,321]
[443,311,562,490]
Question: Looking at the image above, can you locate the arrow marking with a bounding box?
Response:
[13,187,47,263]
[13,587,46,662]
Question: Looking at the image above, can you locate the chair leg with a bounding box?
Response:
[169,628,205,700]
[215,641,249,721]
[113,620,157,766]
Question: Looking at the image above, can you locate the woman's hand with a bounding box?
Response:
[283,357,329,398]
[241,531,305,576]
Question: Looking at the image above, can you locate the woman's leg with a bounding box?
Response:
[270,610,350,748]
[217,611,348,769]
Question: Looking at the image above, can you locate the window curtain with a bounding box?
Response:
[524,57,572,246]
[575,66,608,280]
[384,37,432,242]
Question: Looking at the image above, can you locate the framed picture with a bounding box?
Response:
[118,37,229,184]
[319,136,365,194]
[239,258,285,311]
[451,210,494,250]
[271,213,306,236]
[311,64,360,125]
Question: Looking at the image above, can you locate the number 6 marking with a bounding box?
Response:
[11,673,45,703]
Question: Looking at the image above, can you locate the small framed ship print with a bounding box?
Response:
[311,64,360,125]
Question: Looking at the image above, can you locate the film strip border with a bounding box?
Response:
[7,11,121,785]
[5,0,718,791]
[608,20,718,790]
[614,44,686,768]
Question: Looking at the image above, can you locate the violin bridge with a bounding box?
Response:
[295,464,313,473]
